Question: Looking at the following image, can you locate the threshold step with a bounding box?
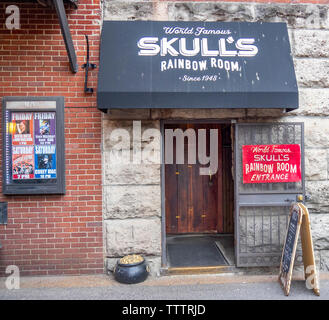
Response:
[162,265,236,276]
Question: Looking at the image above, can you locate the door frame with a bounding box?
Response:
[160,119,233,268]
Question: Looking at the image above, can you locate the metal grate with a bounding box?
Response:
[236,123,303,194]
[238,206,302,266]
[235,123,305,267]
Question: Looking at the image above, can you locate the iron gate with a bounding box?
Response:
[235,123,305,267]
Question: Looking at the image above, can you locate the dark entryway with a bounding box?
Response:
[163,122,234,268]
[166,235,234,268]
[164,123,234,235]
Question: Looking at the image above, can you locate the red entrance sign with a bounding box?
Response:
[242,144,302,184]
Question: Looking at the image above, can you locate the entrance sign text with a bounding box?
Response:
[242,144,301,183]
[138,31,258,73]
[137,27,258,76]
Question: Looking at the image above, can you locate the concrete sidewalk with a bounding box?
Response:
[0,272,328,300]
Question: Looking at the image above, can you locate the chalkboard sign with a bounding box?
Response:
[279,203,302,296]
[282,206,300,274]
[279,203,320,296]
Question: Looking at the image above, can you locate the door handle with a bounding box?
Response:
[208,170,213,186]
[208,170,215,186]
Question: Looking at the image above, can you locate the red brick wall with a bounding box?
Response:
[160,0,329,3]
[0,0,103,276]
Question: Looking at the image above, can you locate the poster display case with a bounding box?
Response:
[2,97,65,195]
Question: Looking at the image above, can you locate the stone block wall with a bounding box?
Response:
[102,116,162,275]
[102,1,329,274]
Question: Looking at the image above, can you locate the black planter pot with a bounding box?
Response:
[114,257,149,284]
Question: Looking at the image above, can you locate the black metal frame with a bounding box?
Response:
[2,96,66,195]
[234,122,305,267]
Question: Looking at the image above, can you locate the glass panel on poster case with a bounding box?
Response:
[2,97,65,194]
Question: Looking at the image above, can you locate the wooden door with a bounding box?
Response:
[165,123,223,234]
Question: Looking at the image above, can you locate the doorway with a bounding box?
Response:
[162,122,234,269]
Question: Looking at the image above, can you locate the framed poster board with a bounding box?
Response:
[2,96,65,195]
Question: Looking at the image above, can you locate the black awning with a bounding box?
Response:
[97,21,298,112]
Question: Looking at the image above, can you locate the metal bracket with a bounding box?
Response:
[0,202,8,225]
[82,35,97,93]
[304,194,311,202]
[53,0,78,73]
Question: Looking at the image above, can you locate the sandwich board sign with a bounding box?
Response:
[278,202,320,296]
